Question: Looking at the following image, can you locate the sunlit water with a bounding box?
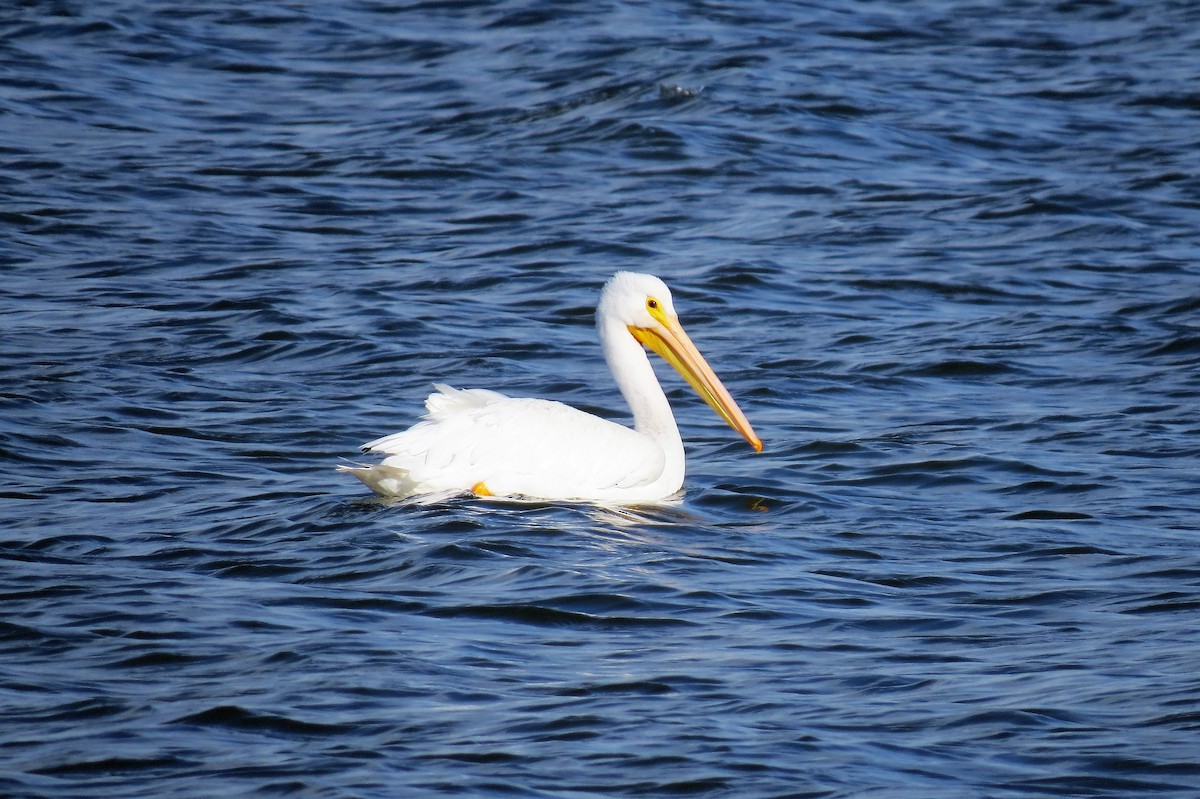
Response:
[3,2,1199,797]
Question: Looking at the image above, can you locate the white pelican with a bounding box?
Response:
[339,271,761,502]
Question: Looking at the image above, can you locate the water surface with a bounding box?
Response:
[3,1,1199,797]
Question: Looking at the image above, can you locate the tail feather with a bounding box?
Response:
[336,463,419,498]
[344,384,512,499]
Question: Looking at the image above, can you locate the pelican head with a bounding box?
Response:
[598,271,762,452]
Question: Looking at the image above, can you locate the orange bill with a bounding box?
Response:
[629,314,762,452]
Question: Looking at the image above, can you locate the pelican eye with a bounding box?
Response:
[646,298,659,311]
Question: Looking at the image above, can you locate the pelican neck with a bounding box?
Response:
[597,318,685,460]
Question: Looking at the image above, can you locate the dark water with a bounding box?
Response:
[3,1,1200,796]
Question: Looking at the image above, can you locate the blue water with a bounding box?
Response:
[3,1,1200,796]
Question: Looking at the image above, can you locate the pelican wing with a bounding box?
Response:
[362,385,665,499]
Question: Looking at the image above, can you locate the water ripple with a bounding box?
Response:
[2,0,1199,797]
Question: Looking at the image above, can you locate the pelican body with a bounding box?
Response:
[340,272,760,502]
